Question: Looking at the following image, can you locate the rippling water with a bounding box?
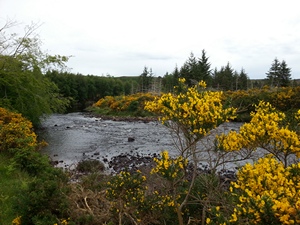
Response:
[37,113,257,170]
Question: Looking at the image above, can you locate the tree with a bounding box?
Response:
[266,58,291,87]
[179,50,212,86]
[212,62,235,90]
[198,49,212,85]
[278,60,291,87]
[162,65,180,93]
[0,19,70,125]
[266,57,281,87]
[237,68,249,90]
[138,66,153,92]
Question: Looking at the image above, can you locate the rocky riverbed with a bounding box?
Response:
[37,113,177,170]
[37,113,254,175]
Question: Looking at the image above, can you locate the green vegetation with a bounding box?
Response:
[90,92,156,117]
[0,20,70,126]
[2,80,300,225]
[0,153,30,224]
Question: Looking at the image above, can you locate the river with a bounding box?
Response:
[37,113,257,172]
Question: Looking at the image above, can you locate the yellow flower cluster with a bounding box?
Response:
[145,80,236,138]
[93,92,155,112]
[229,156,300,225]
[151,192,181,210]
[106,170,147,221]
[217,101,300,160]
[151,151,188,180]
[53,218,69,225]
[225,86,300,113]
[0,107,37,151]
[296,109,300,123]
[12,216,21,225]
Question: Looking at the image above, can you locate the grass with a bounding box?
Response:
[0,153,31,225]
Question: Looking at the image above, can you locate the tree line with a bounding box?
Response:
[0,20,296,125]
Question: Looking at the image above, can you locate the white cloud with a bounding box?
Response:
[1,0,300,78]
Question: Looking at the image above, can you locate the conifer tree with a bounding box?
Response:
[266,58,291,87]
[179,50,212,86]
[278,60,291,87]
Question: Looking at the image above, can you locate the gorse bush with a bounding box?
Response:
[145,79,237,225]
[0,107,37,151]
[225,86,300,121]
[92,92,155,116]
[206,103,300,225]
[145,78,236,139]
[106,170,148,224]
[217,101,300,166]
[231,156,300,224]
[0,107,70,225]
[207,156,300,225]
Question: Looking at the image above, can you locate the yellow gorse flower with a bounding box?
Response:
[0,107,37,151]
[145,80,236,139]
[12,216,21,225]
[151,151,188,180]
[228,155,300,224]
[217,101,300,161]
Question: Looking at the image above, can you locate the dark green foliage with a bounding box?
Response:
[14,167,69,225]
[0,22,70,126]
[128,100,139,112]
[76,159,105,173]
[179,50,212,86]
[46,71,127,111]
[8,146,51,176]
[238,68,249,90]
[162,66,180,93]
[266,58,292,87]
[138,66,154,93]
[212,62,235,91]
[7,144,70,224]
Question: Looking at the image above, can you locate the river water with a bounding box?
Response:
[37,113,258,171]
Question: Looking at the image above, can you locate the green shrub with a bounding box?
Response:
[76,159,105,173]
[13,167,69,225]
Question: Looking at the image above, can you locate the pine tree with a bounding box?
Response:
[266,58,280,86]
[238,68,249,90]
[179,50,212,86]
[139,66,153,92]
[212,62,234,91]
[278,60,291,87]
[266,58,291,87]
[198,49,212,85]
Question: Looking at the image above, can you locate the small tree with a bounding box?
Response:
[212,62,235,91]
[179,50,212,87]
[138,66,153,93]
[238,68,249,90]
[0,19,70,125]
[145,79,236,225]
[266,58,291,87]
[278,60,292,87]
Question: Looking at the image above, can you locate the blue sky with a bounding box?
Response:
[1,0,300,79]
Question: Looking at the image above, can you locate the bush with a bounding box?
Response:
[13,168,70,225]
[76,159,105,173]
[91,93,156,116]
[0,107,37,151]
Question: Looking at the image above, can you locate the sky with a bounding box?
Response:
[1,0,300,79]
